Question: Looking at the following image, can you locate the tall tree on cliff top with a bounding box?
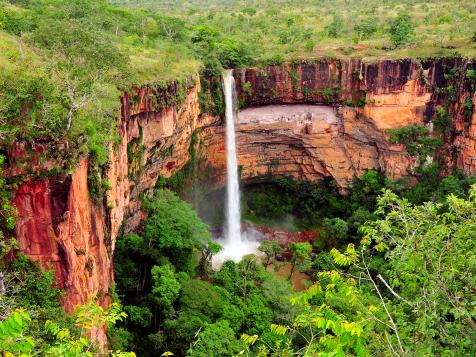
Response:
[390,12,415,48]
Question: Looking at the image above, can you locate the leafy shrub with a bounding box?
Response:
[142,189,213,272]
[0,301,132,356]
[326,13,344,38]
[319,218,349,247]
[389,124,441,158]
[433,106,451,133]
[0,7,36,35]
[464,97,474,120]
[188,320,244,357]
[304,38,314,52]
[215,39,252,68]
[355,17,378,40]
[123,306,152,328]
[151,264,181,314]
[390,12,415,47]
[260,53,284,66]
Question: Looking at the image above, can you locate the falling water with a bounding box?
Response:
[212,70,261,265]
[223,69,242,245]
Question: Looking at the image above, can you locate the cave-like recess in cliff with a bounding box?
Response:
[197,103,340,229]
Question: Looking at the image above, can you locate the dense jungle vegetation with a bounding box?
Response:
[108,171,476,356]
[0,0,476,356]
[2,171,475,355]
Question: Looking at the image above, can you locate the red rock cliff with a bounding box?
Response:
[201,59,475,187]
[10,79,210,309]
[12,158,114,346]
[7,58,476,337]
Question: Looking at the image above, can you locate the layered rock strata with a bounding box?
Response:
[6,58,475,324]
[202,104,416,188]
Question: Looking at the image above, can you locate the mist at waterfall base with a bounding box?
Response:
[212,70,261,267]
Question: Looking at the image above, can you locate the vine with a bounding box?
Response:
[198,75,224,118]
[289,67,300,94]
[127,125,144,180]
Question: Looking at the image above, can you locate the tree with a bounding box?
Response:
[258,240,282,270]
[242,292,273,335]
[142,189,214,272]
[241,7,257,17]
[156,15,186,40]
[197,240,222,277]
[0,61,68,145]
[304,38,314,52]
[187,320,244,357]
[123,306,152,328]
[288,242,312,280]
[333,186,476,354]
[241,7,257,25]
[151,264,181,314]
[215,38,252,68]
[355,17,378,40]
[389,124,441,160]
[0,309,35,355]
[320,218,348,245]
[0,302,133,356]
[179,279,228,321]
[433,106,451,134]
[326,13,344,38]
[241,270,378,356]
[347,207,375,235]
[350,169,385,212]
[245,186,476,356]
[390,12,415,48]
[31,20,127,134]
[191,25,219,45]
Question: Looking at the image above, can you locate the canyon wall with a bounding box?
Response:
[13,158,113,312]
[204,58,476,187]
[7,58,476,331]
[8,77,220,314]
[203,104,417,189]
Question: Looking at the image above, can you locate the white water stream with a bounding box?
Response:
[212,70,260,265]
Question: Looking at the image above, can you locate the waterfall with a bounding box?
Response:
[212,70,261,266]
[223,69,242,245]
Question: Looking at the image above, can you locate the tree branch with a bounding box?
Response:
[377,274,412,305]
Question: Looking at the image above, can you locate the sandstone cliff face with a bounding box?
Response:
[8,58,476,331]
[8,81,208,347]
[202,104,418,189]
[453,90,476,175]
[13,159,113,312]
[120,80,221,231]
[10,80,214,309]
[232,58,476,179]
